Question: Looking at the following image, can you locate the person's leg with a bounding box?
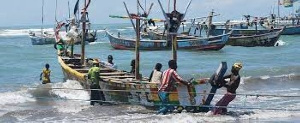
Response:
[213,93,236,115]
[97,85,105,105]
[90,84,95,105]
[158,91,169,115]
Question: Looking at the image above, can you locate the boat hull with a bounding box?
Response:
[58,56,213,109]
[211,28,283,47]
[30,35,56,45]
[281,25,300,35]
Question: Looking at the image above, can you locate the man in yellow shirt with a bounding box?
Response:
[40,64,51,84]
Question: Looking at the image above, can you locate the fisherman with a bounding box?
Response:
[56,39,65,56]
[213,63,243,115]
[149,63,162,83]
[40,63,51,84]
[88,59,105,105]
[130,59,136,74]
[102,55,117,69]
[158,60,191,115]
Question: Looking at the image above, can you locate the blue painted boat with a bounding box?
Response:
[281,25,300,35]
[106,30,230,51]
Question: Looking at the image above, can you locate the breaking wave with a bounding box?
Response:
[275,40,286,46]
[242,73,300,83]
[0,28,54,37]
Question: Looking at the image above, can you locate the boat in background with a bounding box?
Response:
[225,28,284,47]
[106,30,231,50]
[29,31,56,45]
[29,0,56,45]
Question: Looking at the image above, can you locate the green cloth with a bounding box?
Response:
[88,67,100,85]
[57,44,65,51]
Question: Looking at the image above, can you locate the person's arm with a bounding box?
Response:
[225,76,240,88]
[88,69,91,79]
[172,71,190,86]
[149,71,154,82]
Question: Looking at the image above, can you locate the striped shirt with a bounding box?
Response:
[159,68,185,91]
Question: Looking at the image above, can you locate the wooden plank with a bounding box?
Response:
[100,72,127,76]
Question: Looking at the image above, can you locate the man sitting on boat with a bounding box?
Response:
[88,59,105,105]
[158,60,191,115]
[40,63,51,84]
[213,63,243,115]
[130,59,135,74]
[100,55,117,69]
[149,63,162,84]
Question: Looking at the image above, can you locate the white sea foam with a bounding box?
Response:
[89,41,108,45]
[50,80,91,113]
[116,29,127,31]
[50,80,89,100]
[97,29,105,33]
[0,28,54,37]
[260,75,270,80]
[275,40,286,46]
[0,89,35,105]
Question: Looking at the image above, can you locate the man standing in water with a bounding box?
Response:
[40,64,51,84]
[213,63,243,115]
[88,60,105,105]
[158,60,191,115]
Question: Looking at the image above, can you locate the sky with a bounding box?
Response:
[0,0,297,27]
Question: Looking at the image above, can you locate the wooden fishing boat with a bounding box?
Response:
[29,0,56,45]
[57,0,232,113]
[106,30,231,51]
[210,28,284,47]
[29,32,56,45]
[279,25,300,35]
[58,55,230,111]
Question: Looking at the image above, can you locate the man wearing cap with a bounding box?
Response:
[213,63,243,115]
[88,60,105,105]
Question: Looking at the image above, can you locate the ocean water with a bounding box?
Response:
[0,24,300,122]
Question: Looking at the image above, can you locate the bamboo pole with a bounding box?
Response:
[172,34,177,61]
[135,19,141,80]
[81,0,87,65]
[135,0,141,80]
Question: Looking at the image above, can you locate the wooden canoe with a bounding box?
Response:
[106,30,231,51]
[58,55,215,110]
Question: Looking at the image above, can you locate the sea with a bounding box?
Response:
[0,23,300,122]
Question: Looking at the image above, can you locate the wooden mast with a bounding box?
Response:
[171,0,177,61]
[158,0,192,61]
[41,0,44,35]
[81,0,87,65]
[135,0,141,80]
[124,1,141,80]
[207,10,213,38]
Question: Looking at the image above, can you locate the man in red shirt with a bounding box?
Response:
[158,60,191,114]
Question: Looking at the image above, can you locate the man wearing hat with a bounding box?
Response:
[88,59,105,105]
[213,63,243,115]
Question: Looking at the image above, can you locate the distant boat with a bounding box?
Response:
[29,31,56,45]
[210,28,284,47]
[106,30,231,50]
[29,0,56,45]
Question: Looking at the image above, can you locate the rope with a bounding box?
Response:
[26,86,300,98]
[31,96,300,112]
